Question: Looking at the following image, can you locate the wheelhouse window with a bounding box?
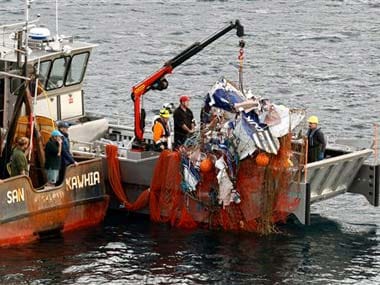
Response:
[10,62,22,95]
[65,52,89,86]
[10,77,22,95]
[38,60,51,87]
[36,51,90,91]
[46,56,70,90]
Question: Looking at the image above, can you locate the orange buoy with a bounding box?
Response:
[200,158,213,173]
[256,152,270,167]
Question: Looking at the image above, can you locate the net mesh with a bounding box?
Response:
[106,118,305,235]
[106,145,150,211]
[147,133,301,234]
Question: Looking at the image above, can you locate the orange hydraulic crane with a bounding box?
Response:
[131,20,244,140]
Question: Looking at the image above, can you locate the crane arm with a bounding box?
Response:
[132,20,244,140]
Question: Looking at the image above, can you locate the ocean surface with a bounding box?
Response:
[1,0,379,284]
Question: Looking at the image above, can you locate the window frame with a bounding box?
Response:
[64,51,90,87]
[35,51,90,91]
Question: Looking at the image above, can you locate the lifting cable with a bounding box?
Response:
[238,39,245,95]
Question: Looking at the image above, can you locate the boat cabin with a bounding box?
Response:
[0,18,109,247]
[0,20,94,130]
[0,18,99,188]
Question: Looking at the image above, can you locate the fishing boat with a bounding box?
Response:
[0,5,109,246]
[65,20,378,233]
[1,4,377,237]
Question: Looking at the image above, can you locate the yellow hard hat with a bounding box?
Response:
[308,115,319,124]
[159,108,170,118]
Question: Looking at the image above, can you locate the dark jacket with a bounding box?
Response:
[45,138,61,170]
[173,106,194,146]
[307,127,326,163]
[61,133,75,166]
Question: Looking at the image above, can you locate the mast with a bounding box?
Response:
[55,0,59,40]
[24,0,30,76]
[0,0,32,177]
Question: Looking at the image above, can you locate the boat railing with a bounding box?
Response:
[71,137,136,159]
[0,19,40,48]
[328,123,379,162]
[85,111,130,126]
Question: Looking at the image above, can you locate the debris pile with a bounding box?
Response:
[150,78,305,234]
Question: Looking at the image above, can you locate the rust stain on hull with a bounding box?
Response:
[0,158,109,247]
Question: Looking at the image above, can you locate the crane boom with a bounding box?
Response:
[131,20,244,140]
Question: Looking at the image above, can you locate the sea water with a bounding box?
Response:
[0,0,379,284]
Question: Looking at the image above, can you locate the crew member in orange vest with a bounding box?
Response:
[152,108,171,151]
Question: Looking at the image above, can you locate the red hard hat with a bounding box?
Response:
[179,95,190,103]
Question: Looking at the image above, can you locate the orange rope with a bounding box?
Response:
[176,205,197,229]
[105,144,150,211]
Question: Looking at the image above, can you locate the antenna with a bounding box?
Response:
[24,0,32,77]
[55,0,59,40]
[24,0,30,77]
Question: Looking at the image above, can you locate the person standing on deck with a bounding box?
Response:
[56,121,78,185]
[152,108,171,151]
[10,137,29,176]
[306,116,326,163]
[173,95,195,148]
[44,130,62,186]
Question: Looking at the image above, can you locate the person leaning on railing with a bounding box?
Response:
[44,130,63,186]
[56,121,78,185]
[57,121,78,167]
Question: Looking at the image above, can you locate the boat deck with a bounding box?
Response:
[70,119,379,225]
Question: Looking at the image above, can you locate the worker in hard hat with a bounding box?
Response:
[306,115,326,163]
[173,95,195,148]
[152,108,171,151]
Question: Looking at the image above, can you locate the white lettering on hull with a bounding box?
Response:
[6,188,25,204]
[66,171,100,191]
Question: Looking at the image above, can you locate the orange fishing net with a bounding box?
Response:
[105,145,150,211]
[149,150,197,229]
[147,134,301,234]
[106,133,301,234]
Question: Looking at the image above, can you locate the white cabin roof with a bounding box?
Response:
[0,20,96,63]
